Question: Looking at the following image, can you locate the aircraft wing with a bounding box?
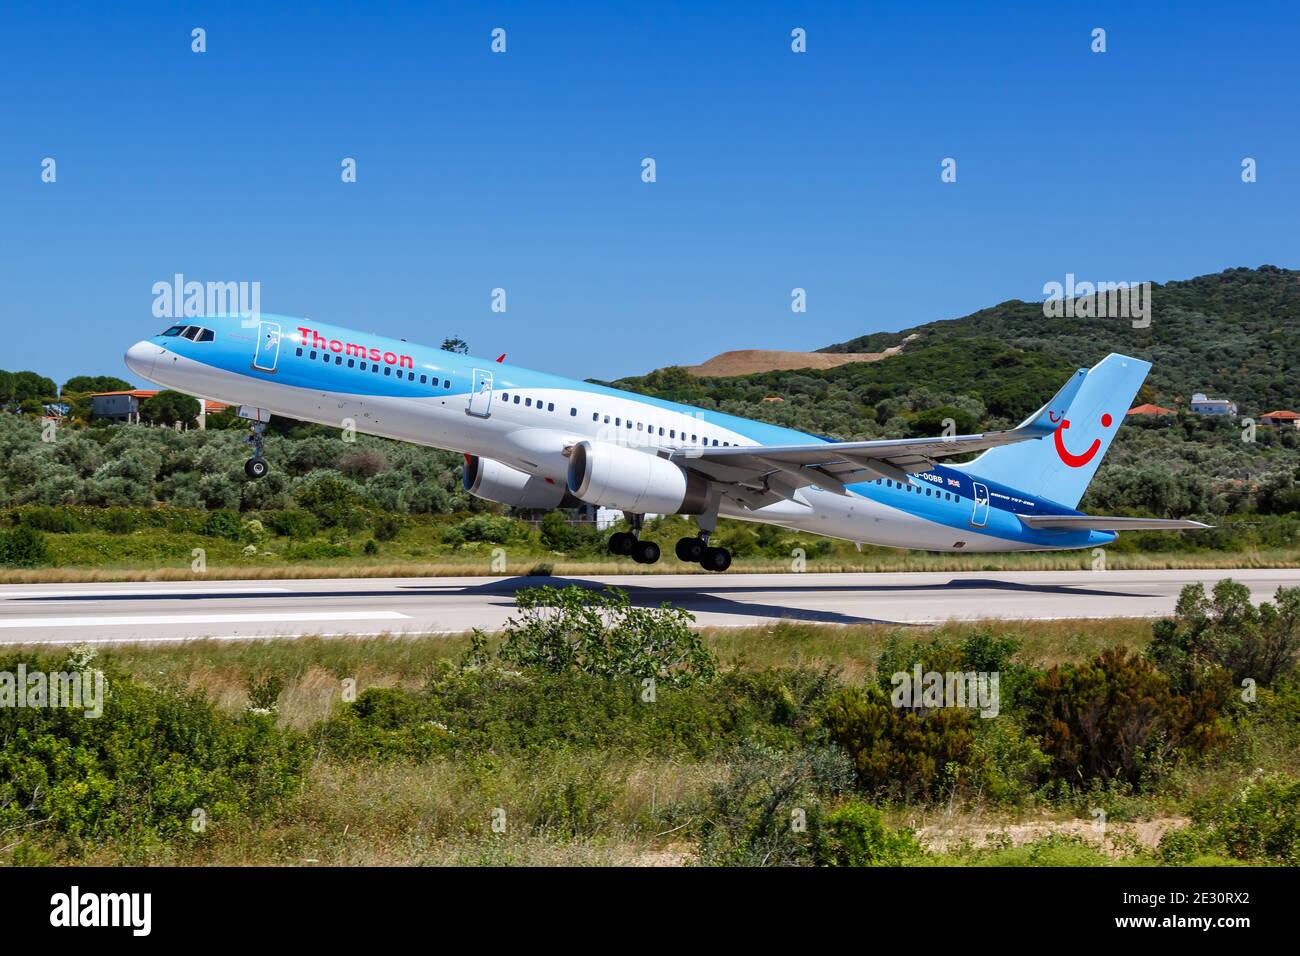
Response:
[669,428,1036,493]
[1016,515,1212,532]
[663,367,1089,509]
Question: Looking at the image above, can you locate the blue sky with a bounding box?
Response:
[3,0,1297,389]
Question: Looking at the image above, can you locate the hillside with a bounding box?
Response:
[611,266,1300,435]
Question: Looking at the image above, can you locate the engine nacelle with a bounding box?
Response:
[463,455,580,509]
[566,440,708,514]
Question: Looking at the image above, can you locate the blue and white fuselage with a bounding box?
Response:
[124,314,1200,560]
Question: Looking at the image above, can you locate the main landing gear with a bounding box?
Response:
[244,418,269,480]
[608,513,660,564]
[675,535,731,572]
[604,514,732,571]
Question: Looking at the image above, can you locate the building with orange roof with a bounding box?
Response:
[1127,403,1176,417]
[1260,410,1300,429]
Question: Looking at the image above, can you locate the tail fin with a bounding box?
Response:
[960,353,1151,509]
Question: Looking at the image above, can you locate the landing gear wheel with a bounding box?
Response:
[244,457,269,480]
[675,536,705,562]
[632,540,661,565]
[608,531,636,556]
[700,546,731,572]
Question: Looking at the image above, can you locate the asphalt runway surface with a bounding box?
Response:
[0,568,1295,644]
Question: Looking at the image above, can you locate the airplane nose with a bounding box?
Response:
[124,340,158,378]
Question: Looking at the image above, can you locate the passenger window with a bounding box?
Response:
[548,402,555,412]
[349,359,356,368]
[384,366,391,376]
[513,395,520,404]
[361,362,367,370]
[443,380,450,388]
[310,350,317,359]
[296,347,303,357]
[420,374,426,383]
[604,415,611,424]
[571,407,577,416]
[525,398,532,407]
[592,412,598,421]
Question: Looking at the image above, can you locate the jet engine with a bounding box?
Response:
[463,455,580,509]
[566,440,708,514]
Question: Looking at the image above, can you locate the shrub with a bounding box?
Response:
[822,685,985,801]
[1160,775,1300,865]
[1149,580,1300,691]
[263,509,319,539]
[814,801,923,867]
[0,651,307,854]
[372,513,401,542]
[16,506,85,533]
[1027,647,1229,790]
[295,475,364,529]
[695,742,855,866]
[443,513,525,547]
[201,508,243,540]
[497,585,717,688]
[0,526,51,567]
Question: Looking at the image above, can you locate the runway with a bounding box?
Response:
[0,568,1296,644]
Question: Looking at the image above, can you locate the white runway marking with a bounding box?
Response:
[0,611,409,629]
[0,587,293,600]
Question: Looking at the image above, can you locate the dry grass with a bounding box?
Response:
[2,548,1295,584]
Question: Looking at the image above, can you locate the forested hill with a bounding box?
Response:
[608,266,1300,441]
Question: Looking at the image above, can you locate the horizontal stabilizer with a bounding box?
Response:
[1017,515,1211,532]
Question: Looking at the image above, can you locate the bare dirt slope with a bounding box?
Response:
[684,336,913,377]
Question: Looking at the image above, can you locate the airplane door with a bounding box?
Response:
[253,321,281,372]
[466,368,493,418]
[970,482,989,527]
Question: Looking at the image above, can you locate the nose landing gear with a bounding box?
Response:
[241,407,272,480]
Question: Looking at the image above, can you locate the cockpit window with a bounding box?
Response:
[165,325,216,342]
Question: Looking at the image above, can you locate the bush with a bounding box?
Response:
[201,508,243,540]
[695,742,855,866]
[16,506,85,533]
[0,526,51,567]
[443,513,525,547]
[295,475,364,529]
[1160,775,1300,865]
[1149,580,1300,691]
[0,651,307,854]
[497,585,717,688]
[814,801,923,867]
[372,513,401,542]
[263,509,319,539]
[822,685,985,801]
[1027,648,1229,790]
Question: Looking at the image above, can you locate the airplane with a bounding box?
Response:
[123,314,1206,571]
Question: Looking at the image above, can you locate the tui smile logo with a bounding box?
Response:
[1054,413,1113,467]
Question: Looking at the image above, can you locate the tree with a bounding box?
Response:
[61,375,133,396]
[440,336,469,355]
[139,390,200,427]
[4,370,57,404]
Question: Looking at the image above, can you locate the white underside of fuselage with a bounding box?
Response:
[142,349,1058,553]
